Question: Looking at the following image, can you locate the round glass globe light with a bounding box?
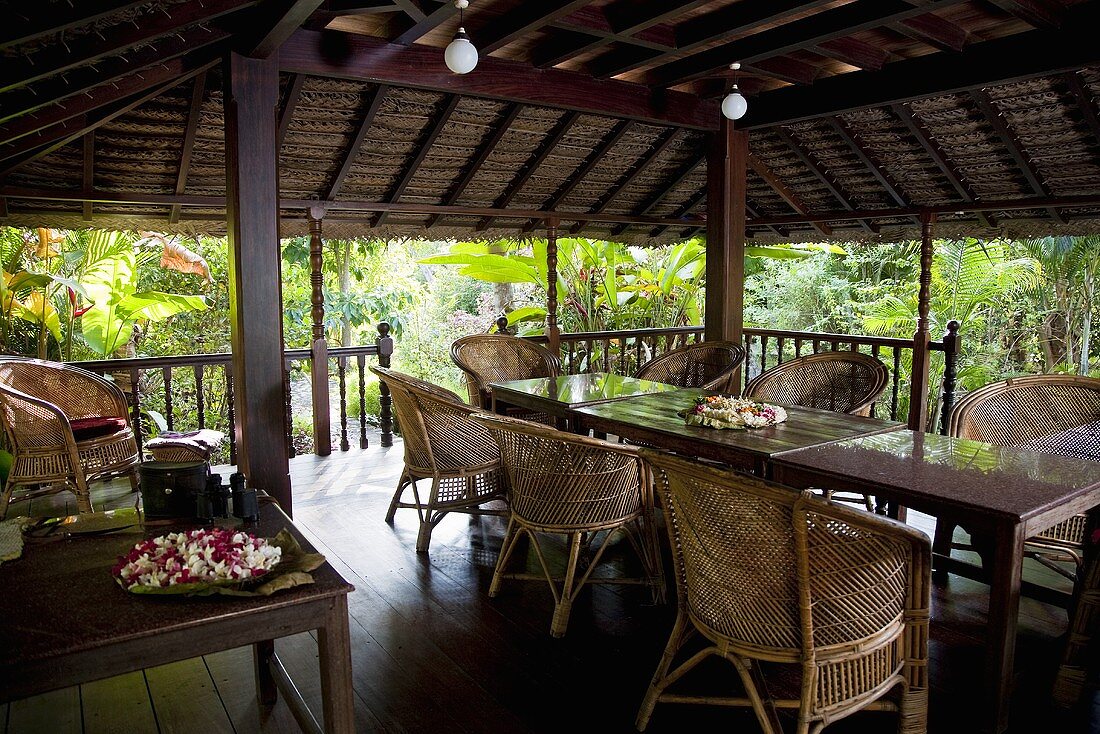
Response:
[445,35,478,74]
[721,90,748,120]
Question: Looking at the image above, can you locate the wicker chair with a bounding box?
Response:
[472,411,666,637]
[371,366,508,553]
[936,374,1100,585]
[450,334,561,422]
[0,359,140,519]
[637,449,931,734]
[633,340,746,392]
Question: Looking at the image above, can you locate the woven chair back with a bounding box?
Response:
[949,374,1100,453]
[743,351,889,415]
[370,367,499,473]
[633,340,746,391]
[473,412,644,532]
[451,334,561,406]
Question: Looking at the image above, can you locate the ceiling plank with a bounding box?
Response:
[739,3,1100,129]
[891,102,994,228]
[327,85,389,199]
[391,2,457,45]
[0,0,148,52]
[279,28,719,130]
[774,128,876,232]
[247,0,327,57]
[170,72,208,224]
[82,132,95,221]
[391,0,428,23]
[743,58,820,86]
[375,94,461,226]
[648,0,968,87]
[427,103,521,227]
[277,74,308,148]
[475,0,593,55]
[892,13,967,52]
[984,0,1063,28]
[603,0,712,36]
[747,153,833,236]
[827,118,917,221]
[0,0,256,95]
[477,111,580,231]
[814,37,888,71]
[609,150,705,236]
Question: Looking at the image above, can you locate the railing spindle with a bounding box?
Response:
[129,366,143,460]
[376,322,394,447]
[776,336,785,366]
[891,348,902,421]
[939,320,961,435]
[338,356,349,452]
[194,364,205,429]
[358,354,368,449]
[162,366,174,431]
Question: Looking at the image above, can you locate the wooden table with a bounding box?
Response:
[769,430,1100,734]
[0,498,356,734]
[489,372,684,431]
[572,387,904,475]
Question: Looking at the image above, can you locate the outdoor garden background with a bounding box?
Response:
[0,225,1095,465]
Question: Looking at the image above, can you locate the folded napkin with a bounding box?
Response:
[146,429,226,450]
[0,517,27,565]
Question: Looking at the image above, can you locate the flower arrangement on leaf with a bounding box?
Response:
[681,395,788,430]
[113,527,325,597]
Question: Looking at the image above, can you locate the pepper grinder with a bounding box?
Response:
[230,471,259,523]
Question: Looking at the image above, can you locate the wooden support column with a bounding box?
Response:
[308,204,331,456]
[704,116,747,385]
[224,52,292,514]
[908,211,936,432]
[545,216,561,356]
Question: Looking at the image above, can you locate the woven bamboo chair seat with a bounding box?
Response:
[371,366,508,553]
[637,449,931,734]
[0,359,140,518]
[633,340,746,392]
[450,334,561,424]
[472,412,666,638]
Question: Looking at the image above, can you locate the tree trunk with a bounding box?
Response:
[337,240,352,347]
[1080,276,1094,375]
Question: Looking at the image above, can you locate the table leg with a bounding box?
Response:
[984,521,1026,734]
[318,594,355,734]
[253,638,277,706]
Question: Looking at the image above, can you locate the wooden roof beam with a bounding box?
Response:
[828,118,912,209]
[391,2,458,45]
[426,103,521,228]
[476,111,580,231]
[891,13,967,52]
[608,151,705,236]
[970,88,1064,223]
[747,153,832,236]
[279,29,718,130]
[645,187,706,239]
[277,74,307,148]
[984,0,1063,28]
[774,128,877,233]
[891,103,995,228]
[814,38,888,71]
[520,119,633,233]
[246,0,326,57]
[0,0,148,52]
[739,2,1100,129]
[326,84,389,200]
[170,72,208,224]
[474,0,593,55]
[1063,71,1100,158]
[743,58,820,86]
[551,6,675,52]
[375,94,461,226]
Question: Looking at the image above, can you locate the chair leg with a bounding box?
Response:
[128,471,140,494]
[414,478,443,553]
[549,532,584,638]
[489,517,522,598]
[385,471,411,523]
[932,520,955,581]
[0,478,13,520]
[73,474,93,514]
[636,612,695,731]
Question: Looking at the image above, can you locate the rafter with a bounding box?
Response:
[82,132,95,221]
[426,103,521,228]
[747,153,833,236]
[814,37,888,71]
[327,85,389,199]
[891,103,994,228]
[774,128,876,233]
[375,95,460,226]
[1063,72,1100,160]
[646,186,706,239]
[391,2,458,45]
[477,111,580,231]
[474,0,593,55]
[1,0,148,52]
[245,0,326,57]
[892,13,967,52]
[277,74,307,148]
[984,0,1063,28]
[828,118,911,211]
[609,151,705,236]
[170,72,208,224]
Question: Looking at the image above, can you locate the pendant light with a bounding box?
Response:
[445,0,478,75]
[721,63,748,121]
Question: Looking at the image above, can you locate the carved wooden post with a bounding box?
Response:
[308,205,331,456]
[938,319,961,435]
[377,322,394,447]
[908,211,936,431]
[495,315,510,335]
[545,216,561,357]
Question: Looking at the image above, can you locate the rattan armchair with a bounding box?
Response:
[637,449,931,734]
[633,340,746,392]
[371,366,508,553]
[472,411,666,638]
[743,351,890,417]
[0,359,140,519]
[450,334,561,422]
[936,374,1100,585]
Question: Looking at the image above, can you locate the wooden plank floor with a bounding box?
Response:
[3,433,1094,733]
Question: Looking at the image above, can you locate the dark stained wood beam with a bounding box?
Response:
[426,103,521,227]
[603,0,712,36]
[970,88,1064,223]
[588,0,836,79]
[774,128,876,233]
[1063,72,1100,161]
[391,2,457,45]
[551,6,676,52]
[743,58,820,86]
[531,32,614,70]
[326,84,389,199]
[1,0,148,52]
[609,151,705,236]
[984,0,1063,28]
[247,0,327,57]
[277,74,308,148]
[891,102,995,228]
[82,133,94,221]
[739,2,1100,129]
[705,119,746,346]
[567,128,680,233]
[476,111,580,231]
[375,94,460,226]
[279,29,719,130]
[892,13,967,52]
[475,1,594,55]
[745,200,790,239]
[814,37,888,71]
[520,119,633,233]
[648,0,968,87]
[828,118,911,210]
[0,24,230,128]
[325,1,399,13]
[646,186,706,239]
[747,153,832,236]
[391,0,428,23]
[0,0,255,94]
[170,72,208,225]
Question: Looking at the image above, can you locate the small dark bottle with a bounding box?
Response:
[230,472,259,523]
[207,474,229,518]
[194,483,215,524]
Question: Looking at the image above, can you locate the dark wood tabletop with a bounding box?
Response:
[489,372,683,410]
[572,387,905,474]
[0,498,356,733]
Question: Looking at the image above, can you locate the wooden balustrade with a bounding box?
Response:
[73,336,392,463]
